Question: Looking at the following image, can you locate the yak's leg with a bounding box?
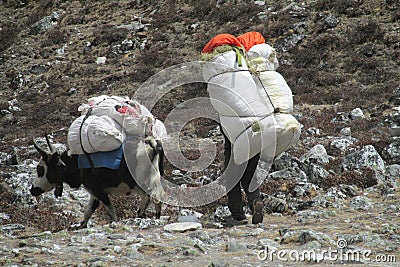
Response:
[137,190,151,218]
[153,199,162,219]
[78,195,100,229]
[98,193,117,222]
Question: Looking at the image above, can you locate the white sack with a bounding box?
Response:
[247,43,279,72]
[203,50,299,165]
[152,119,168,140]
[68,115,125,155]
[79,95,154,137]
[204,50,274,118]
[254,71,294,114]
[262,113,301,159]
[232,113,301,165]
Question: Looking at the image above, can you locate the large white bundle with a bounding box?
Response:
[68,115,125,155]
[263,113,301,159]
[78,95,154,137]
[152,119,168,141]
[204,50,275,146]
[203,49,300,164]
[232,113,301,164]
[253,71,293,114]
[247,43,279,72]
[204,50,274,118]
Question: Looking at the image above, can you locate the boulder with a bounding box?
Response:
[343,145,385,172]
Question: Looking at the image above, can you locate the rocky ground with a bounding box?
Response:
[1,0,400,266]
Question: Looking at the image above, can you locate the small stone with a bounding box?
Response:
[226,239,247,252]
[96,57,107,64]
[330,138,354,152]
[127,245,144,259]
[68,88,77,95]
[214,206,231,222]
[340,127,351,136]
[324,15,338,28]
[300,144,332,165]
[113,245,122,254]
[257,238,279,250]
[382,138,400,164]
[350,196,373,211]
[164,222,202,233]
[349,108,365,120]
[177,215,201,224]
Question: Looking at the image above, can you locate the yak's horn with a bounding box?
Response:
[33,137,49,160]
[45,133,56,154]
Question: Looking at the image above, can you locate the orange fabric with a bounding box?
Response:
[202,33,243,53]
[237,32,265,51]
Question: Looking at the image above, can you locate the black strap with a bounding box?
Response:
[254,73,280,113]
[79,107,97,175]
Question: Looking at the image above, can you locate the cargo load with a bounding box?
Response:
[68,95,166,155]
[202,33,301,164]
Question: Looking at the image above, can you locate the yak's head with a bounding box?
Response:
[30,135,65,198]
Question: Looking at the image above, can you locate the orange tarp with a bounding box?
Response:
[201,33,243,53]
[237,31,265,51]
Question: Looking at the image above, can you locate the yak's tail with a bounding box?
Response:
[146,137,165,202]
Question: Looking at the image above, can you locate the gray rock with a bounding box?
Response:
[262,194,286,213]
[257,238,279,250]
[131,218,165,229]
[268,166,307,182]
[331,112,351,123]
[0,151,19,165]
[343,145,385,172]
[305,163,331,185]
[164,222,202,233]
[389,123,400,137]
[68,88,77,95]
[297,210,337,219]
[330,138,354,152]
[226,239,247,252]
[178,209,203,218]
[0,213,10,223]
[340,127,352,136]
[324,15,338,28]
[306,127,321,136]
[272,153,302,170]
[382,137,400,164]
[300,144,332,165]
[126,244,144,260]
[177,215,201,224]
[337,184,359,197]
[350,196,373,211]
[281,230,333,246]
[300,240,322,250]
[110,39,139,55]
[288,4,309,18]
[349,108,365,120]
[385,164,400,187]
[30,12,61,34]
[0,224,25,235]
[116,21,146,31]
[292,185,306,197]
[389,86,400,105]
[96,57,107,64]
[188,231,213,244]
[214,206,231,222]
[312,193,345,208]
[113,245,122,254]
[29,64,49,74]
